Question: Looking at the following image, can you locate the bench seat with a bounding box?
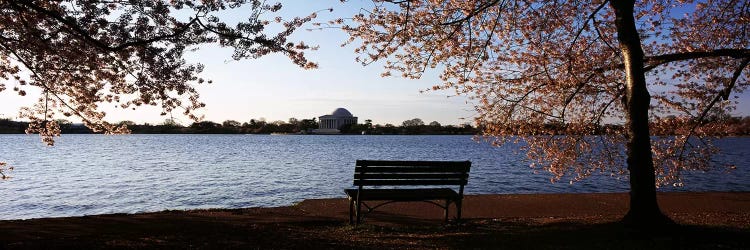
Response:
[345,160,471,224]
[344,188,460,201]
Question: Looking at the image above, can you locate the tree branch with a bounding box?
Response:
[691,57,749,128]
[194,18,287,53]
[645,49,750,71]
[568,0,609,54]
[441,0,503,26]
[13,0,199,52]
[590,49,750,74]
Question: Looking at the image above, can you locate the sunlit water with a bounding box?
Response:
[0,134,748,220]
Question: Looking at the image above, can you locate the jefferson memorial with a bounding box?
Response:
[314,108,358,134]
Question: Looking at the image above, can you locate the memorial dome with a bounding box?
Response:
[330,108,353,117]
[316,107,358,132]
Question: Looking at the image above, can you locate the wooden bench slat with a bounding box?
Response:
[354,166,470,173]
[353,173,468,179]
[353,179,468,186]
[344,188,459,201]
[356,160,471,168]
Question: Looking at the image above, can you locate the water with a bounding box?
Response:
[0,134,748,220]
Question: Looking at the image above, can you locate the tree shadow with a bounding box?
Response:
[432,219,750,249]
[1,210,747,249]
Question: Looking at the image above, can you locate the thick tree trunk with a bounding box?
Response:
[610,0,672,227]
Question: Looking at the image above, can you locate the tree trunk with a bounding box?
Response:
[610,0,672,227]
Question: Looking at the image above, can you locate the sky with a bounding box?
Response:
[0,1,475,126]
[0,1,747,126]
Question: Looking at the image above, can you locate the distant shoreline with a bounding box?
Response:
[5,117,750,136]
[5,133,750,138]
[0,119,478,135]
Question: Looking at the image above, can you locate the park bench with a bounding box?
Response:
[344,160,471,225]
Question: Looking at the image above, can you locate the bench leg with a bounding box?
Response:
[444,200,450,223]
[456,199,463,221]
[355,200,362,225]
[348,198,354,225]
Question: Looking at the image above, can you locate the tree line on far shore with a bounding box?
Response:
[0,117,478,135]
[3,116,750,136]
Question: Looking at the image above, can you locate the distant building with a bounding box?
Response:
[314,108,358,134]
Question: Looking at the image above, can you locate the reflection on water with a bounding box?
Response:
[0,134,747,220]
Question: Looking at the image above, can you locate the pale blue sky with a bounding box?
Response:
[152,1,477,126]
[0,1,747,126]
[0,1,476,126]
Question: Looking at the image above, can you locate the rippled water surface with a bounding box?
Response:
[1,134,748,220]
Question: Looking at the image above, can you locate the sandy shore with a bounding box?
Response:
[0,192,748,249]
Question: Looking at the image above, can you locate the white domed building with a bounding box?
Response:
[314,108,358,134]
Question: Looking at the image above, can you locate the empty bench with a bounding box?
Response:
[344,160,471,224]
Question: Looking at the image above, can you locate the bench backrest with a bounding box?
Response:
[353,160,471,189]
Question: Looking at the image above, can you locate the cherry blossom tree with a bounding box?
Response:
[0,0,319,145]
[341,0,748,225]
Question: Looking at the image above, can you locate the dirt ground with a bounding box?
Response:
[0,192,748,249]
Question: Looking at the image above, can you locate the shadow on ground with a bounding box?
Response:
[1,211,747,249]
[323,212,750,249]
[2,193,749,249]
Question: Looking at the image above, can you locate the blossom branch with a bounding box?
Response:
[644,49,750,71]
[11,0,200,52]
